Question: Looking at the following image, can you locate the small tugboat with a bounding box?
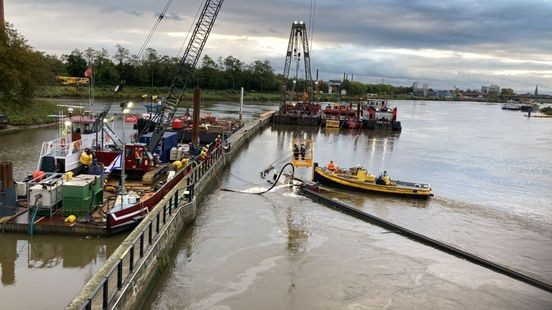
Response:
[312,163,432,198]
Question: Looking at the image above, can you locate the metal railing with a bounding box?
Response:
[75,143,225,310]
[78,182,193,310]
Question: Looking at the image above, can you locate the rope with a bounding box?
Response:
[261,150,292,174]
[136,0,174,59]
[115,0,174,92]
[227,171,258,186]
[308,0,317,50]
[163,0,206,89]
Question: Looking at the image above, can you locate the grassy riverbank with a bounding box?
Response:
[36,85,284,102]
[539,106,552,115]
[1,87,283,127]
[35,85,372,102]
[8,85,528,128]
[0,99,60,126]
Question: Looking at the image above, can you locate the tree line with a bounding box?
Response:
[1,23,412,101]
[60,45,283,93]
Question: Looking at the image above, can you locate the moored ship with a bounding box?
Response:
[313,163,432,198]
[2,108,197,235]
[361,99,401,131]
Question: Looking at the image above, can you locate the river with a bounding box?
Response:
[0,99,276,309]
[145,100,552,309]
[1,100,551,309]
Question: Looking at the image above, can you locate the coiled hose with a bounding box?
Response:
[221,163,296,195]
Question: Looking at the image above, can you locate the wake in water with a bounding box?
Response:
[432,195,552,233]
[221,163,296,195]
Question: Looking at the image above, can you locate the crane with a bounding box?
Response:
[136,0,224,157]
[90,103,124,150]
[281,21,313,111]
[109,0,224,185]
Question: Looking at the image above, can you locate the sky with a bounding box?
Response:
[5,0,552,94]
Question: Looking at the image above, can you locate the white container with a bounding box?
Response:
[170,147,186,161]
[28,179,63,208]
[16,181,27,197]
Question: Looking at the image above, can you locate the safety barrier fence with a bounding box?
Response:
[76,183,192,310]
[71,114,273,310]
[74,144,225,310]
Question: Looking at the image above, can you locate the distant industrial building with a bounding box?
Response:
[412,81,429,97]
[481,84,500,94]
[327,80,341,94]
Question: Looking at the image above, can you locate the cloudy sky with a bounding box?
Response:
[6,0,552,94]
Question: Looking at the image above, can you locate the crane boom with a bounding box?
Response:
[281,21,313,110]
[90,103,124,149]
[138,0,224,154]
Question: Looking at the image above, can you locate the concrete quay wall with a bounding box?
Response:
[67,111,274,310]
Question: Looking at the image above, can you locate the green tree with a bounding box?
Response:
[194,55,224,89]
[62,49,87,77]
[316,80,327,94]
[42,54,65,84]
[341,79,352,94]
[157,55,180,88]
[222,56,243,90]
[144,48,159,87]
[113,44,130,85]
[350,81,367,96]
[248,60,277,91]
[0,23,49,99]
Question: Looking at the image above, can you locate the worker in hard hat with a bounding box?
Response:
[79,148,93,174]
[199,146,209,160]
[293,143,300,160]
[382,171,390,185]
[326,160,335,172]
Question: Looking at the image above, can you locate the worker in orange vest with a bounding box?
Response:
[326,160,335,171]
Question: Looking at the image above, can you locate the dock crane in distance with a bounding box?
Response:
[124,0,225,184]
[281,21,314,112]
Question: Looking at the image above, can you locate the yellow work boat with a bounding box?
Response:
[313,163,432,198]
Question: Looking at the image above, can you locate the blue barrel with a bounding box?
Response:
[88,161,104,184]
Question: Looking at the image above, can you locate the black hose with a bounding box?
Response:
[221,163,295,195]
[299,186,552,294]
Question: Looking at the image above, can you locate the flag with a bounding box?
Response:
[84,67,92,79]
